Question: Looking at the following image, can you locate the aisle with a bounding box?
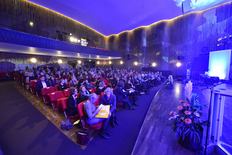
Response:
[0,81,81,155]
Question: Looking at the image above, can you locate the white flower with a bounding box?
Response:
[194,112,200,117]
[185,81,192,101]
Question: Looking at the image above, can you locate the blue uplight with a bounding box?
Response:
[208,50,231,80]
[174,0,230,9]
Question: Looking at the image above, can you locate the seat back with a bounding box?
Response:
[63,88,71,97]
[41,86,55,96]
[29,81,37,93]
[49,91,65,102]
[77,101,86,119]
[54,85,59,91]
[29,81,37,88]
[60,98,68,110]
[88,89,95,93]
[36,77,40,81]
[94,95,102,106]
[57,97,68,113]
[21,77,24,83]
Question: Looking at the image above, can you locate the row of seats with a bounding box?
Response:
[14,75,114,131]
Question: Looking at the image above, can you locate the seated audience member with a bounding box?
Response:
[125,79,139,106]
[95,81,106,95]
[113,81,135,110]
[61,72,68,83]
[35,75,51,95]
[19,70,26,83]
[101,87,118,127]
[66,87,79,116]
[69,76,78,87]
[95,78,102,88]
[84,79,96,90]
[77,79,85,92]
[25,71,36,89]
[50,75,58,87]
[56,71,61,79]
[58,79,69,92]
[84,93,112,139]
[79,85,90,102]
[45,74,51,86]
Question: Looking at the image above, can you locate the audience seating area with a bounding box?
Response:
[11,66,166,143]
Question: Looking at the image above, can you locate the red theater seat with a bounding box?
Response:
[41,86,55,105]
[88,89,95,93]
[54,85,59,91]
[94,95,102,106]
[49,91,65,116]
[60,98,79,119]
[29,81,37,97]
[63,88,71,97]
[77,101,103,130]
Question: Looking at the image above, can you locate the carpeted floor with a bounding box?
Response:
[0,81,163,155]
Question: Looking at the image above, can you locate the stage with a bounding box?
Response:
[132,82,232,155]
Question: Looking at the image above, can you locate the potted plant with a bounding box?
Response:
[169,81,207,151]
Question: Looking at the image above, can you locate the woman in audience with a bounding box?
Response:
[66,87,79,116]
[45,73,51,86]
[84,93,112,139]
[101,87,118,127]
[79,85,90,102]
[113,80,135,110]
[58,79,68,92]
[50,75,58,87]
[84,79,96,90]
[61,72,68,83]
[95,81,105,95]
[69,76,78,87]
[125,79,139,105]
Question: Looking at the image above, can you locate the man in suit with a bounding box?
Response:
[113,81,135,110]
[35,75,51,95]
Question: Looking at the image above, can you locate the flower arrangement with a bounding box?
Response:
[169,81,207,141]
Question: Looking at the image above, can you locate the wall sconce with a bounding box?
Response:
[30,58,37,63]
[89,60,91,62]
[120,60,123,64]
[134,62,138,66]
[29,22,33,27]
[58,59,63,64]
[78,60,81,64]
[176,62,181,67]
[152,63,157,67]
[109,61,112,64]
[97,61,100,64]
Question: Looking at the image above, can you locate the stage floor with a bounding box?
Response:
[132,82,232,155]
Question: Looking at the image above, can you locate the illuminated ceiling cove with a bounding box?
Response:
[27,0,231,36]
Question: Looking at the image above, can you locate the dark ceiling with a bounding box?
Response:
[27,0,231,36]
